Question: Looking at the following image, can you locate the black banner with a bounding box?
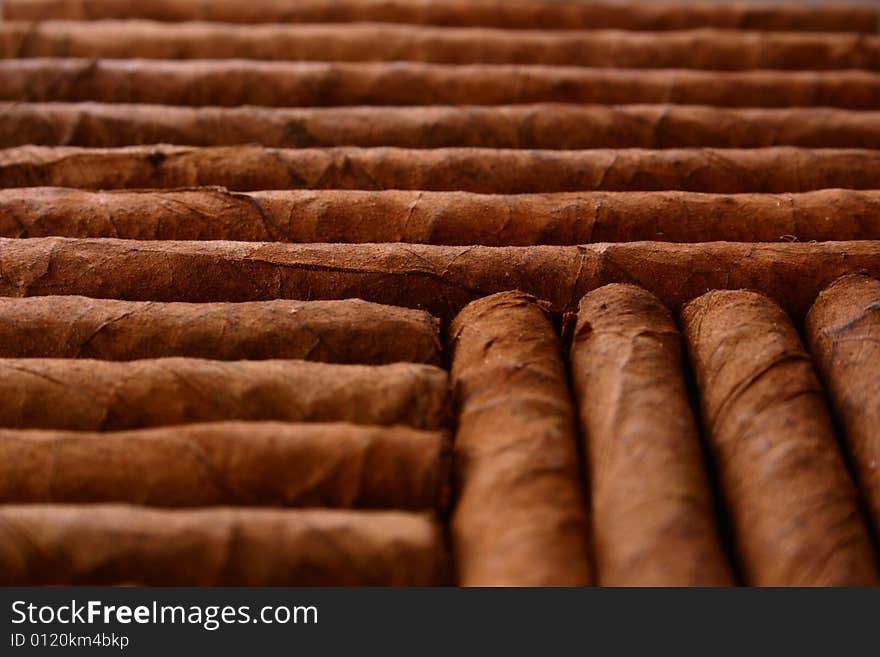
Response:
[0,587,877,654]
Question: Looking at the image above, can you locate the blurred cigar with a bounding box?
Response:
[1,22,878,69]
[0,296,441,364]
[0,421,449,509]
[4,0,875,32]
[0,504,449,585]
[806,274,880,540]
[6,102,880,149]
[4,60,879,109]
[4,145,880,193]
[0,358,449,430]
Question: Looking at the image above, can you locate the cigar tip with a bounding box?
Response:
[806,272,880,328]
[449,289,545,335]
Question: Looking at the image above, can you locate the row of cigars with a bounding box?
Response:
[10,102,880,149]
[5,0,879,32]
[2,238,879,320]
[6,145,880,193]
[1,274,879,586]
[0,294,451,586]
[5,0,880,588]
[3,21,880,69]
[4,188,880,245]
[5,60,880,109]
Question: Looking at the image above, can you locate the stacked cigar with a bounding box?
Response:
[2,0,880,587]
[0,297,452,585]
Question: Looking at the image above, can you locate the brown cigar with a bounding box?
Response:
[7,102,880,150]
[681,290,878,586]
[449,291,592,586]
[0,296,441,364]
[0,357,448,430]
[2,22,878,69]
[4,0,876,32]
[4,60,879,110]
[4,187,880,245]
[3,145,880,193]
[806,274,880,540]
[0,504,449,585]
[0,421,448,509]
[570,284,734,586]
[3,238,880,321]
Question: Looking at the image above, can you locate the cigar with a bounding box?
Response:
[0,504,448,585]
[806,274,880,540]
[5,187,880,245]
[449,291,592,586]
[1,21,878,70]
[0,357,448,430]
[8,102,880,150]
[4,145,880,193]
[0,296,441,364]
[570,284,734,586]
[681,290,878,586]
[0,421,448,509]
[4,238,880,321]
[5,60,879,110]
[4,0,876,32]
